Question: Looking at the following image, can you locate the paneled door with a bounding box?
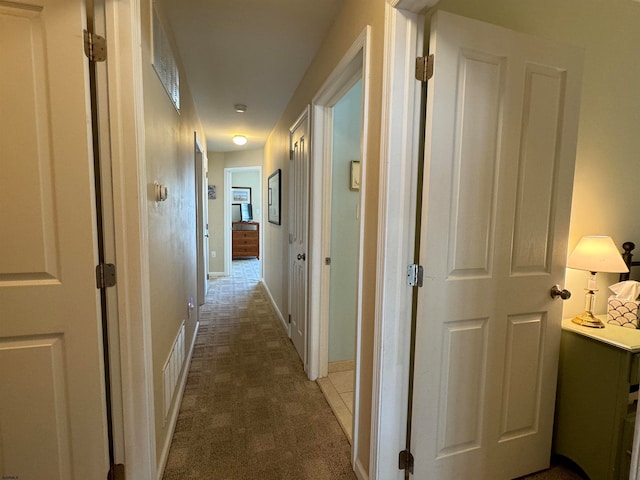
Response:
[411,11,583,479]
[0,1,110,479]
[289,108,310,363]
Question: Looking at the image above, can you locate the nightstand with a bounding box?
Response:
[554,316,640,480]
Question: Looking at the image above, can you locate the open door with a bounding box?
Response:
[0,0,110,478]
[195,133,208,305]
[410,11,583,479]
[289,108,310,363]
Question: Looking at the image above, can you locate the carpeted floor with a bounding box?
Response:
[162,259,588,480]
[162,259,356,480]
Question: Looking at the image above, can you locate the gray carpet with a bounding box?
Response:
[162,259,356,480]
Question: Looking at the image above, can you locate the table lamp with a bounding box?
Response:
[567,235,629,328]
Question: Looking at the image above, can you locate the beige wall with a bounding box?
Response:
[140,0,206,464]
[262,0,386,472]
[207,152,225,273]
[431,0,640,317]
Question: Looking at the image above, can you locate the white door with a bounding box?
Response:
[0,1,110,479]
[411,11,583,479]
[195,134,208,305]
[289,108,310,363]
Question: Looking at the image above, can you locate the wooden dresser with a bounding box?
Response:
[232,222,259,259]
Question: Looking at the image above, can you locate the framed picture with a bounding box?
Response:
[350,160,361,191]
[268,169,281,225]
[208,184,216,200]
[231,186,251,204]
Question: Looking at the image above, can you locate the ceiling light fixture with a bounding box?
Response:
[232,135,248,146]
[234,104,247,113]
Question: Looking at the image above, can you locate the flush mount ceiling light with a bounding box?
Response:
[232,135,248,146]
[234,104,247,113]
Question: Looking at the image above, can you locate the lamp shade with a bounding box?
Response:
[567,236,629,273]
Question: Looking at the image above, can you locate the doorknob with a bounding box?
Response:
[297,253,306,261]
[550,285,571,300]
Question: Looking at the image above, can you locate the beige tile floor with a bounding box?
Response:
[317,360,355,443]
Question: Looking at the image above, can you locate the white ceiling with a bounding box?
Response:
[160,0,345,153]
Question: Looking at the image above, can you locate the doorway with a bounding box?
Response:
[224,167,263,278]
[308,26,370,468]
[317,78,363,442]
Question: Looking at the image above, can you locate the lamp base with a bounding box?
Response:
[572,311,605,328]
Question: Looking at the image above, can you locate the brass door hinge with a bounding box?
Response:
[84,30,107,62]
[415,54,434,82]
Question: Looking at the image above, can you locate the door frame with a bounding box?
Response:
[370,1,437,479]
[223,166,263,277]
[101,0,157,478]
[308,26,370,473]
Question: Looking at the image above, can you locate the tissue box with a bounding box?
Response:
[607,295,640,328]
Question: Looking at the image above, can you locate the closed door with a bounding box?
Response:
[411,11,583,479]
[289,108,309,363]
[0,1,110,479]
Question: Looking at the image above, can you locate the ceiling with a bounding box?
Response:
[160,0,345,153]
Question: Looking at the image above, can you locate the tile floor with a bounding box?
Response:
[317,360,355,443]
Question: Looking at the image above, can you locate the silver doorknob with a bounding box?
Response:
[550,285,571,300]
[297,253,306,261]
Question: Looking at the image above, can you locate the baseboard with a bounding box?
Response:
[156,320,199,479]
[354,457,368,480]
[208,271,224,278]
[260,279,288,333]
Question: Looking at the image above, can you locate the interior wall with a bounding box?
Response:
[430,0,640,318]
[262,0,385,472]
[139,0,206,467]
[231,170,261,222]
[329,79,363,363]
[207,152,225,273]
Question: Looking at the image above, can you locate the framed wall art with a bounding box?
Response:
[268,169,281,225]
[231,186,251,204]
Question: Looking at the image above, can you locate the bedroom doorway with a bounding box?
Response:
[223,167,263,278]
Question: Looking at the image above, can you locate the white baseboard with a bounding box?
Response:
[156,320,199,479]
[260,279,288,333]
[354,457,368,480]
[208,271,224,278]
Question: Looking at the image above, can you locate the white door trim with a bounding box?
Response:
[371,1,437,479]
[309,25,370,472]
[103,0,156,478]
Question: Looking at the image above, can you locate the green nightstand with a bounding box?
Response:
[554,317,640,480]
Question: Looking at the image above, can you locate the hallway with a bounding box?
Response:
[162,259,356,480]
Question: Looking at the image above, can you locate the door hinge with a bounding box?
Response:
[415,54,434,82]
[398,449,414,473]
[288,314,292,324]
[96,263,117,289]
[84,30,107,62]
[325,257,331,266]
[406,264,423,288]
[289,233,294,244]
[290,150,294,161]
[108,463,125,480]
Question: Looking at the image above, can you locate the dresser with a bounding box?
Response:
[554,316,640,480]
[232,222,259,259]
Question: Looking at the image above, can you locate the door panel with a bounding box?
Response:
[289,109,309,363]
[0,0,110,478]
[411,11,583,479]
